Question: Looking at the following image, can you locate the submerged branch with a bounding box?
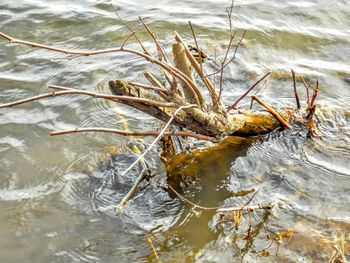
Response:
[217,202,279,213]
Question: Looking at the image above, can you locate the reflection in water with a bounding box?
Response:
[0,0,350,262]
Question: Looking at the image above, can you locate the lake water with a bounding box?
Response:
[0,0,349,262]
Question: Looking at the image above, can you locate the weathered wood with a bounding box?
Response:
[109,79,289,139]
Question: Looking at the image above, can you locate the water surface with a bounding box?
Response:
[0,0,349,262]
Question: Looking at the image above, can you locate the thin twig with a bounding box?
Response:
[227,71,270,112]
[300,75,310,108]
[218,31,236,101]
[139,16,172,64]
[116,158,150,213]
[143,72,166,90]
[217,202,278,213]
[49,127,216,142]
[291,70,300,109]
[205,30,246,78]
[310,79,319,107]
[128,81,167,92]
[111,5,149,54]
[188,21,203,72]
[147,235,162,263]
[0,32,202,107]
[114,104,196,213]
[251,95,292,129]
[227,0,235,34]
[0,89,175,109]
[174,32,219,108]
[168,185,218,210]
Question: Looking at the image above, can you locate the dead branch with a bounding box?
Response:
[227,72,271,111]
[251,95,292,129]
[139,16,172,64]
[111,5,149,54]
[300,75,310,107]
[0,32,203,107]
[116,158,151,213]
[49,127,216,142]
[127,81,166,92]
[310,79,319,107]
[217,202,279,213]
[0,89,175,109]
[174,32,220,109]
[118,104,196,183]
[168,185,218,210]
[205,30,246,79]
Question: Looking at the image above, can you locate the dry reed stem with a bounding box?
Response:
[116,158,150,213]
[168,185,218,210]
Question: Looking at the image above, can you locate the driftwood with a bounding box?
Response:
[0,28,293,142]
[0,13,319,214]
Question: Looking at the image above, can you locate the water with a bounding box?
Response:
[0,0,349,262]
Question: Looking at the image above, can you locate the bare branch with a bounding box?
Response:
[310,79,319,107]
[116,157,150,213]
[291,70,300,109]
[188,21,203,72]
[0,31,202,107]
[139,16,172,64]
[174,32,220,108]
[143,72,166,90]
[127,81,166,92]
[251,95,292,129]
[49,127,216,142]
[111,5,149,54]
[0,88,175,109]
[205,30,246,78]
[300,75,310,107]
[168,185,218,210]
[217,202,279,213]
[227,71,270,112]
[227,0,235,34]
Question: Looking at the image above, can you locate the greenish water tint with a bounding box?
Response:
[0,0,349,262]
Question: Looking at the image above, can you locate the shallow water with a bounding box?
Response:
[0,0,349,262]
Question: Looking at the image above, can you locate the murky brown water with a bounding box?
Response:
[0,0,349,262]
